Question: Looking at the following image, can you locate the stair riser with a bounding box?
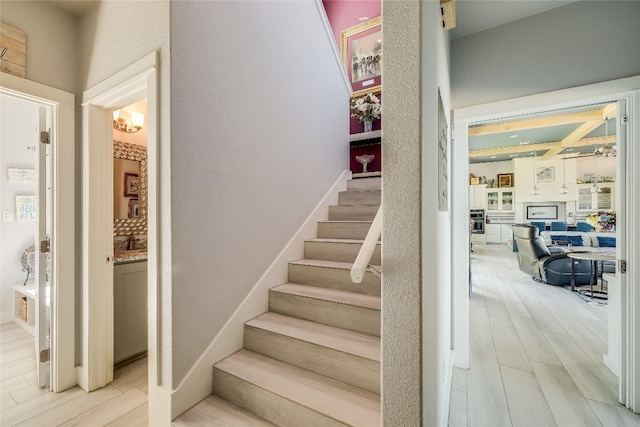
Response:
[304,240,381,264]
[328,205,378,221]
[288,264,380,296]
[212,369,347,427]
[244,327,380,394]
[317,222,372,240]
[338,191,381,206]
[269,290,381,336]
[347,177,381,191]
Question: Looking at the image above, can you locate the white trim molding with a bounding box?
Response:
[1,72,76,392]
[453,76,640,412]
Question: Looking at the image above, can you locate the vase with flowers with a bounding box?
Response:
[350,93,381,133]
[585,210,616,231]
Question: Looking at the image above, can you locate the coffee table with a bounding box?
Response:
[568,252,616,298]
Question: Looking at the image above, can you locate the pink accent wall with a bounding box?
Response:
[322,0,381,49]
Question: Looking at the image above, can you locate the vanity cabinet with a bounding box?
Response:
[486,189,514,212]
[114,261,147,363]
[576,183,615,211]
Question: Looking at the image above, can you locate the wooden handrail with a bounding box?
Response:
[351,203,382,283]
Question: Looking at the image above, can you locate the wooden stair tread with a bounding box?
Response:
[272,283,380,310]
[290,258,382,271]
[174,395,275,426]
[306,238,381,245]
[246,312,380,362]
[216,349,380,426]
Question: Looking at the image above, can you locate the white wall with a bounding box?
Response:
[0,95,39,322]
[451,1,640,109]
[169,0,349,387]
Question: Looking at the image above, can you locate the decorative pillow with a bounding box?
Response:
[552,235,584,247]
[597,236,616,248]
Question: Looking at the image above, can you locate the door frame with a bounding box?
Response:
[80,52,169,422]
[452,76,640,411]
[0,72,76,392]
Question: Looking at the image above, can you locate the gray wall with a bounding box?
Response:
[451,1,640,108]
[170,1,349,385]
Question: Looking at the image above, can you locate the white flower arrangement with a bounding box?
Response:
[350,93,381,123]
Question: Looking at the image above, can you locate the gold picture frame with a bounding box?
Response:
[340,16,382,98]
[498,173,513,188]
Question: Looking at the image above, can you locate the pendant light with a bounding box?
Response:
[531,150,540,195]
[559,154,569,194]
[591,118,605,194]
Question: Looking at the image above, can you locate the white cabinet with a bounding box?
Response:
[486,188,514,212]
[469,184,487,209]
[114,261,148,363]
[576,183,614,211]
[485,224,513,244]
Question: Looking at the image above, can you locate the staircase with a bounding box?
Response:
[173,177,382,427]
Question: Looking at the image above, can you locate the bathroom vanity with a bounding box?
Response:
[113,257,147,363]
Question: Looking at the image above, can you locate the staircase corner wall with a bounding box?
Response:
[171,170,350,420]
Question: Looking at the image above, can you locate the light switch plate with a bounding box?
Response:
[3,211,14,222]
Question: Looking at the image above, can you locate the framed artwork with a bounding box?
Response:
[15,195,37,221]
[498,173,513,188]
[526,205,558,220]
[536,166,555,183]
[340,16,382,98]
[128,198,140,218]
[123,172,139,197]
[438,89,448,212]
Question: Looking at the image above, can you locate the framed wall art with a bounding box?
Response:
[123,172,139,197]
[498,173,513,188]
[340,16,382,98]
[535,166,555,183]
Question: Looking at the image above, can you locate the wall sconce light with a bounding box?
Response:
[113,109,144,133]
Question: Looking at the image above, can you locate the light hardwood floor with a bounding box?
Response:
[450,244,640,427]
[0,323,147,427]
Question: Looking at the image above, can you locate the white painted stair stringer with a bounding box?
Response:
[171,170,351,419]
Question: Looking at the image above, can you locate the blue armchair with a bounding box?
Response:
[513,224,593,286]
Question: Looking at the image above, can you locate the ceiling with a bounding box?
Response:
[449,0,578,40]
[43,0,99,17]
[468,103,618,164]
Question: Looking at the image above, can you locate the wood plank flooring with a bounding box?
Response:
[0,322,147,426]
[450,244,640,427]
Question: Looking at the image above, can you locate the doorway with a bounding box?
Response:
[452,77,640,412]
[0,74,76,392]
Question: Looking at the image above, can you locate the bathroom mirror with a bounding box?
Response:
[113,140,147,236]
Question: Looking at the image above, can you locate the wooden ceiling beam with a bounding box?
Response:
[469,135,616,159]
[540,119,604,160]
[469,109,605,137]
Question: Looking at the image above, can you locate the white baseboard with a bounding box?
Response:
[171,170,351,420]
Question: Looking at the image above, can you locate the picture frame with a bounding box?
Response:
[123,172,139,197]
[340,16,382,98]
[15,195,37,221]
[535,166,555,183]
[128,198,140,218]
[498,173,513,188]
[526,205,558,220]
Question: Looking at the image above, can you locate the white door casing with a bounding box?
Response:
[452,76,640,411]
[0,72,76,392]
[81,51,170,424]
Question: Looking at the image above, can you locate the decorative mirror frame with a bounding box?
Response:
[113,140,148,236]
